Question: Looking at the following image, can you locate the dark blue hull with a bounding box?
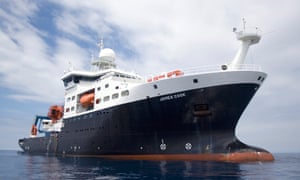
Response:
[19,83,273,161]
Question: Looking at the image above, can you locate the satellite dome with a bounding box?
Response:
[99,48,116,62]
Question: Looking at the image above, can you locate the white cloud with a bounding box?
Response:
[0,1,88,103]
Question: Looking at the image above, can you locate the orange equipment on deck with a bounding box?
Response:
[80,93,95,107]
[167,70,184,77]
[47,105,64,123]
[31,125,37,136]
[147,70,184,82]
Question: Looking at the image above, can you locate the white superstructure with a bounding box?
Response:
[61,24,265,119]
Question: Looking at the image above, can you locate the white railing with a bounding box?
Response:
[182,64,262,75]
[145,64,262,82]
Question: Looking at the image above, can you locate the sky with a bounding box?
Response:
[0,0,299,152]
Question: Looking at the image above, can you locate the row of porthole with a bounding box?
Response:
[74,126,104,133]
[66,113,94,122]
[97,84,120,91]
[61,126,104,136]
[95,90,130,105]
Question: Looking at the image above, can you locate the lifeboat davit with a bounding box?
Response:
[48,105,64,123]
[80,93,95,107]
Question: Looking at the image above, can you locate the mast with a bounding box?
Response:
[229,19,261,69]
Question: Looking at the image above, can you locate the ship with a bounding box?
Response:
[18,25,274,162]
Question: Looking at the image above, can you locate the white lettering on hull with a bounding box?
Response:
[160,92,186,102]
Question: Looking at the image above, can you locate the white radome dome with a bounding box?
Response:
[99,48,116,61]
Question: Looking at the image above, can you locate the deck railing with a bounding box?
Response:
[182,64,262,75]
[146,64,262,82]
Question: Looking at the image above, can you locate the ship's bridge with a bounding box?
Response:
[61,69,143,89]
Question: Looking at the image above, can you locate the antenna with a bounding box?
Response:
[97,37,104,50]
[100,37,104,50]
[97,37,104,58]
[242,18,246,30]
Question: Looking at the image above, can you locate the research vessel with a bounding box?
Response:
[18,26,274,162]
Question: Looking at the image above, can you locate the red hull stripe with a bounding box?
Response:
[65,152,274,162]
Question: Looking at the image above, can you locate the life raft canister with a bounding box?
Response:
[147,70,184,82]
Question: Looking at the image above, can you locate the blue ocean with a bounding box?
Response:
[0,150,299,179]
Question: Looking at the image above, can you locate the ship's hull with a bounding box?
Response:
[19,80,274,162]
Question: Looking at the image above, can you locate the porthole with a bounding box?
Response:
[96,98,101,104]
[193,79,198,83]
[221,64,228,70]
[153,84,158,89]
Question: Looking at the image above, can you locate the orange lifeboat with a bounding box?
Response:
[80,93,95,107]
[48,105,64,123]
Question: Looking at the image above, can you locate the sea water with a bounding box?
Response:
[0,150,299,179]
